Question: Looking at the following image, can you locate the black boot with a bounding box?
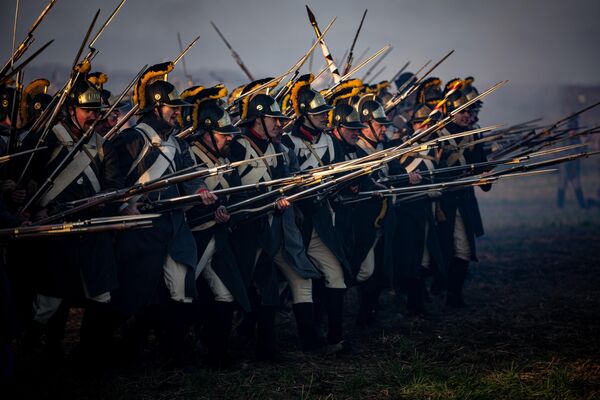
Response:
[356,282,379,327]
[204,301,236,369]
[43,301,70,361]
[557,189,565,208]
[255,305,281,362]
[292,302,321,352]
[324,288,345,345]
[446,258,469,308]
[575,189,588,209]
[160,300,196,367]
[75,301,122,369]
[406,277,427,316]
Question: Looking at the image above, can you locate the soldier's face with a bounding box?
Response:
[210,132,233,157]
[71,107,99,131]
[339,127,359,145]
[307,112,329,130]
[363,121,387,142]
[453,110,470,127]
[158,105,180,127]
[263,117,283,143]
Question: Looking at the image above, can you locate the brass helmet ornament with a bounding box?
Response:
[0,85,15,120]
[68,76,105,110]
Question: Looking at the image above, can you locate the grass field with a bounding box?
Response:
[10,170,600,400]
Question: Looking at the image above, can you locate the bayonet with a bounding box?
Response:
[342,9,368,75]
[211,21,254,80]
[361,45,392,81]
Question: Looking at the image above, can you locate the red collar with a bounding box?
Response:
[248,127,266,141]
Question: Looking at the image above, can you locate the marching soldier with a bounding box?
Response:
[23,73,123,363]
[437,80,491,308]
[227,79,322,359]
[352,93,398,325]
[179,84,250,367]
[111,62,217,363]
[281,74,352,352]
[392,103,447,316]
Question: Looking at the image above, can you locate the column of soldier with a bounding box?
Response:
[2,3,599,377]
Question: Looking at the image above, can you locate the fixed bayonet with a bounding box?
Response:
[211,21,254,80]
[342,9,368,75]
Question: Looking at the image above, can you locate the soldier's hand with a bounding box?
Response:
[408,171,422,185]
[275,197,290,211]
[214,205,230,223]
[198,188,218,206]
[10,188,27,204]
[33,208,48,222]
[0,180,17,193]
[121,202,141,216]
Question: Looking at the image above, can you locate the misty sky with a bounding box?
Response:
[2,0,599,83]
[1,0,600,125]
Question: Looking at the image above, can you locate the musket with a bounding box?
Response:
[7,69,24,154]
[274,17,337,101]
[378,143,585,186]
[16,10,101,187]
[361,45,392,81]
[354,47,370,65]
[0,40,54,86]
[322,45,391,98]
[385,50,454,112]
[324,81,508,173]
[0,0,57,77]
[367,66,386,84]
[491,100,600,159]
[102,35,200,142]
[0,146,48,165]
[0,214,158,240]
[489,150,600,178]
[342,9,368,75]
[308,39,315,72]
[21,65,146,213]
[211,20,254,80]
[40,153,281,225]
[390,61,410,85]
[177,32,193,86]
[306,5,342,83]
[349,169,555,203]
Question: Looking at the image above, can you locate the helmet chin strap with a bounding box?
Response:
[69,107,85,133]
[259,116,272,141]
[367,120,380,143]
[208,130,222,157]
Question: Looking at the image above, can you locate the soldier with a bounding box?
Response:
[23,73,123,363]
[281,74,352,352]
[87,72,128,137]
[179,84,250,367]
[227,79,322,359]
[392,103,447,316]
[351,93,398,325]
[111,62,217,364]
[437,80,491,308]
